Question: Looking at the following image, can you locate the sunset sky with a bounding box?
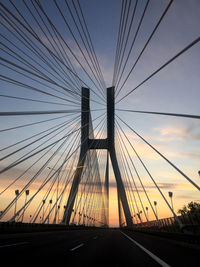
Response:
[0,0,200,227]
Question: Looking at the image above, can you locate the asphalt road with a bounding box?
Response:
[0,229,199,266]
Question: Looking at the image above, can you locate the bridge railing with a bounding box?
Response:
[131,212,200,234]
[0,221,105,234]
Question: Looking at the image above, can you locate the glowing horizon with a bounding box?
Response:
[0,0,200,227]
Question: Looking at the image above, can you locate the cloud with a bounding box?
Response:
[176,195,194,200]
[158,127,185,140]
[115,137,163,161]
[154,121,200,142]
[183,123,200,141]
[145,183,177,190]
[109,182,183,190]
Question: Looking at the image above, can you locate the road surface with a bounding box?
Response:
[0,229,199,266]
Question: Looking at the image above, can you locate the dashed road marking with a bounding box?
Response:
[70,243,84,251]
[0,242,29,248]
[121,231,171,267]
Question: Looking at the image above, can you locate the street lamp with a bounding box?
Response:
[14,189,19,219]
[48,200,52,223]
[140,211,143,222]
[137,211,143,224]
[42,200,46,221]
[57,205,60,223]
[154,201,158,219]
[22,190,30,222]
[146,207,149,220]
[168,191,174,213]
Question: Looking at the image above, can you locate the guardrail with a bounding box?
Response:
[130,213,200,235]
[0,221,102,234]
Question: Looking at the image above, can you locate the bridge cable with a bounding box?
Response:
[1,111,105,221]
[27,129,81,224]
[116,126,151,224]
[117,115,200,192]
[0,128,80,198]
[67,116,107,226]
[42,115,106,224]
[63,0,106,94]
[115,0,173,99]
[116,119,183,226]
[0,115,80,162]
[0,115,78,153]
[0,9,82,101]
[113,0,132,87]
[116,109,200,120]
[0,74,104,107]
[1,41,80,96]
[115,130,141,223]
[75,0,107,91]
[0,74,80,106]
[0,17,82,96]
[1,2,105,104]
[0,56,81,102]
[31,129,81,223]
[1,1,82,96]
[0,120,80,220]
[0,117,81,196]
[114,0,139,89]
[115,0,149,95]
[22,130,80,223]
[0,118,82,176]
[112,0,126,86]
[53,0,106,100]
[117,36,200,103]
[116,120,158,221]
[21,0,82,93]
[0,94,77,109]
[35,0,106,103]
[30,0,83,92]
[71,119,106,226]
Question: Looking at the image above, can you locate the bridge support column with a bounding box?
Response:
[107,87,133,228]
[105,151,109,226]
[62,86,133,227]
[62,88,89,225]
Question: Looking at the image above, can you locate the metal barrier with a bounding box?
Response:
[131,213,200,234]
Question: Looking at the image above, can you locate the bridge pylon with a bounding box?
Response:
[62,87,133,227]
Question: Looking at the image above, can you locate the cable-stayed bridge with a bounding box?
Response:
[0,0,200,265]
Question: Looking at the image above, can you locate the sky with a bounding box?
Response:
[0,0,200,227]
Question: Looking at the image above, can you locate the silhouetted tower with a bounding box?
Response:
[62,87,133,227]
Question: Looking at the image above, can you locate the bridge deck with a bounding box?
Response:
[0,229,199,266]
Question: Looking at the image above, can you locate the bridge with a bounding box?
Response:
[0,0,200,266]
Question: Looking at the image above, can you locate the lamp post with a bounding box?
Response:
[57,205,60,223]
[168,191,174,213]
[22,190,29,222]
[42,200,46,221]
[146,207,149,221]
[48,200,52,224]
[154,201,158,220]
[137,211,143,224]
[14,189,19,219]
[140,211,143,224]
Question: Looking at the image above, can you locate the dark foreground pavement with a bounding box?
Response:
[0,229,199,266]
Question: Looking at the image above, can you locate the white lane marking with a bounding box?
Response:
[70,243,84,251]
[120,231,171,267]
[0,242,29,248]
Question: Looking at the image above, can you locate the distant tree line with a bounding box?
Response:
[178,201,200,215]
